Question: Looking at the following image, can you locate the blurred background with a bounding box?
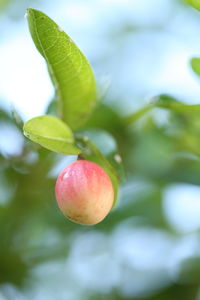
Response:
[2,0,200,299]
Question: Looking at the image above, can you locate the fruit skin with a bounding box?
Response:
[55,160,114,225]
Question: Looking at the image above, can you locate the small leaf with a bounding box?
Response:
[27,8,97,130]
[191,57,200,76]
[76,135,120,208]
[161,103,200,112]
[184,0,200,11]
[153,94,181,105]
[23,115,80,155]
[154,94,200,112]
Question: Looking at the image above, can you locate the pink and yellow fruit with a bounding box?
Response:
[55,160,114,225]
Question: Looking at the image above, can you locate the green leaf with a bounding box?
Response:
[184,0,200,11]
[76,135,120,208]
[191,57,200,76]
[154,94,200,112]
[146,94,200,113]
[27,8,97,130]
[153,94,181,105]
[23,115,80,155]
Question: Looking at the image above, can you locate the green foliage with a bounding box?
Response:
[179,257,200,284]
[184,0,200,10]
[0,251,28,286]
[24,9,121,205]
[190,57,200,76]
[154,94,200,112]
[125,94,200,127]
[23,115,80,154]
[3,2,200,299]
[27,8,97,130]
